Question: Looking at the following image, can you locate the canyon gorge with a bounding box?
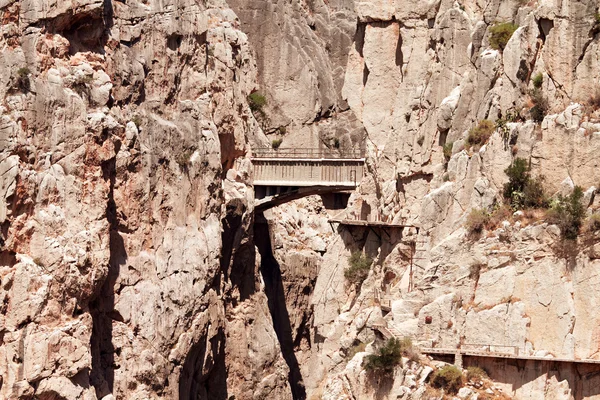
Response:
[1,0,600,399]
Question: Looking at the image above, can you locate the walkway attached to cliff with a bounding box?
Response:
[372,324,600,366]
[252,147,365,211]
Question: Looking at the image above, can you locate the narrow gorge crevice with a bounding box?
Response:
[254,213,306,400]
[178,329,228,400]
[90,154,125,398]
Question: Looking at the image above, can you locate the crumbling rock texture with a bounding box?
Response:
[3,0,600,399]
[0,0,288,399]
[235,0,600,399]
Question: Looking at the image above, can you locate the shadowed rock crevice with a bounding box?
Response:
[90,153,125,398]
[178,329,228,400]
[255,214,306,400]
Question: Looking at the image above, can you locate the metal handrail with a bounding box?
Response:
[251,147,365,159]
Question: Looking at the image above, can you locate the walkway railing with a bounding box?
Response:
[251,147,365,159]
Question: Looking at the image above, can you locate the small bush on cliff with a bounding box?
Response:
[466,366,488,381]
[399,337,421,362]
[532,72,543,89]
[363,338,403,374]
[15,67,30,92]
[465,209,489,238]
[530,88,549,122]
[546,186,586,240]
[489,22,518,50]
[271,138,283,149]
[443,141,454,161]
[431,365,464,394]
[503,158,548,209]
[248,92,266,112]
[344,251,373,286]
[247,92,270,127]
[466,120,495,150]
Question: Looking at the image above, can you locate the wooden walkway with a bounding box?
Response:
[372,324,600,365]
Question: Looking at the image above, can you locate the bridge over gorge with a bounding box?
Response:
[251,147,365,211]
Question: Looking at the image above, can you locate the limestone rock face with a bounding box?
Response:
[4,0,600,398]
[238,0,600,398]
[0,0,285,399]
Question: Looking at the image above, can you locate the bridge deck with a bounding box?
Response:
[328,218,418,229]
[251,147,365,188]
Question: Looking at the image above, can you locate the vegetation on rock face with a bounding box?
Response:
[248,92,266,112]
[466,120,495,150]
[271,138,283,149]
[489,22,518,50]
[344,251,373,286]
[503,158,548,209]
[466,209,489,238]
[248,92,269,127]
[431,365,464,394]
[532,72,543,89]
[346,341,367,360]
[15,67,30,92]
[398,337,421,362]
[131,115,142,129]
[363,338,403,374]
[466,366,488,381]
[443,141,454,161]
[530,88,549,122]
[547,186,586,240]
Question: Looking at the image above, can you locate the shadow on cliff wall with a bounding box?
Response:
[179,329,228,400]
[255,213,307,400]
[217,198,256,303]
[90,140,122,397]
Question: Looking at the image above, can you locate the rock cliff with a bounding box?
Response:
[1,0,600,399]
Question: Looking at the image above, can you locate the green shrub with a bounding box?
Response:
[443,142,454,161]
[466,120,495,149]
[595,13,600,25]
[271,138,283,149]
[522,175,548,208]
[333,137,340,148]
[530,88,549,123]
[532,72,543,89]
[503,158,548,209]
[363,338,403,374]
[465,209,490,238]
[546,186,586,240]
[431,365,464,394]
[247,92,266,112]
[489,22,518,50]
[344,251,373,286]
[17,67,30,78]
[466,366,488,381]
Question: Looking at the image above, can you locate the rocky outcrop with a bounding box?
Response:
[242,0,600,399]
[2,0,600,399]
[0,0,288,399]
